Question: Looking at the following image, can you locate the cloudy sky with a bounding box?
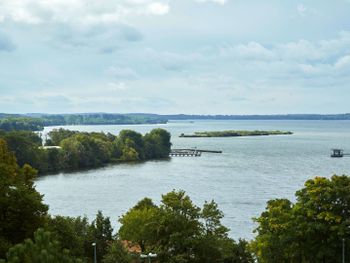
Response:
[0,0,350,114]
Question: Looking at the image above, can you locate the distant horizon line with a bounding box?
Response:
[1,112,350,116]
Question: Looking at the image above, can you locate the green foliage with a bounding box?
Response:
[0,128,171,175]
[46,215,91,261]
[91,211,113,262]
[46,128,79,146]
[60,134,113,169]
[41,113,167,126]
[252,175,350,263]
[144,128,172,159]
[0,139,48,258]
[117,130,145,160]
[0,117,44,132]
[1,229,81,263]
[118,190,252,263]
[46,212,113,262]
[102,240,133,263]
[180,130,293,138]
[119,201,160,252]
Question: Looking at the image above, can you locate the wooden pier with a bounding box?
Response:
[169,148,222,157]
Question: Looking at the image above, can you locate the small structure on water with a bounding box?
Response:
[170,149,201,157]
[169,148,222,157]
[331,149,350,158]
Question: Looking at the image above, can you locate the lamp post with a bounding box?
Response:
[92,242,97,263]
[343,238,345,263]
[140,252,157,263]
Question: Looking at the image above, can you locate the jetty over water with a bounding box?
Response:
[170,148,222,157]
[331,149,350,158]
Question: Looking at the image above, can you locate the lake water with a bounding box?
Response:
[35,120,350,239]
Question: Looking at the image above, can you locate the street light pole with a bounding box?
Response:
[92,242,97,263]
[140,252,157,263]
[343,238,345,263]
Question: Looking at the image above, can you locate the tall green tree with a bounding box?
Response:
[102,240,133,263]
[144,129,171,159]
[118,190,252,263]
[1,229,81,263]
[117,130,145,160]
[252,175,350,263]
[0,139,48,258]
[90,211,113,263]
[46,215,91,261]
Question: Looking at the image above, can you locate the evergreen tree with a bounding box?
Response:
[1,229,81,263]
[0,139,48,258]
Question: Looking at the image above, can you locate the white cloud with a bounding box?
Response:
[195,0,227,5]
[147,2,170,15]
[220,42,275,60]
[334,55,350,69]
[107,82,127,91]
[108,66,138,80]
[0,0,170,26]
[297,4,307,17]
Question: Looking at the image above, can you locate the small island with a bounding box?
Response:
[179,130,293,138]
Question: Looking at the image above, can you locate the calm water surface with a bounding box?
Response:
[36,120,350,239]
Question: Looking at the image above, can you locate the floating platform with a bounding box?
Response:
[169,148,222,157]
[169,149,201,157]
[331,149,350,158]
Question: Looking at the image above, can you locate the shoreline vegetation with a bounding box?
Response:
[179,130,293,138]
[0,128,171,175]
[1,112,350,131]
[1,138,349,262]
[0,113,168,131]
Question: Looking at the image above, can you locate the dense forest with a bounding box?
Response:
[0,114,167,131]
[0,117,45,131]
[0,128,171,175]
[1,113,350,132]
[163,113,350,120]
[1,139,349,262]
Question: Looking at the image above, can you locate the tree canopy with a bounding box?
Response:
[0,128,172,175]
[118,190,253,263]
[252,175,350,263]
[0,139,48,258]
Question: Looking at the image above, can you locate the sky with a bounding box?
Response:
[0,0,350,114]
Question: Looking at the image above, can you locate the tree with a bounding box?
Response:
[119,199,160,252]
[1,229,81,263]
[0,139,48,258]
[252,175,350,263]
[144,129,171,159]
[251,199,294,263]
[46,215,91,261]
[0,131,49,173]
[117,130,145,160]
[118,191,253,263]
[102,240,133,263]
[90,211,113,263]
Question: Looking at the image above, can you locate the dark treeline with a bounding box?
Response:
[0,113,167,131]
[0,128,171,175]
[0,117,44,131]
[164,113,350,120]
[1,113,350,132]
[38,113,167,126]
